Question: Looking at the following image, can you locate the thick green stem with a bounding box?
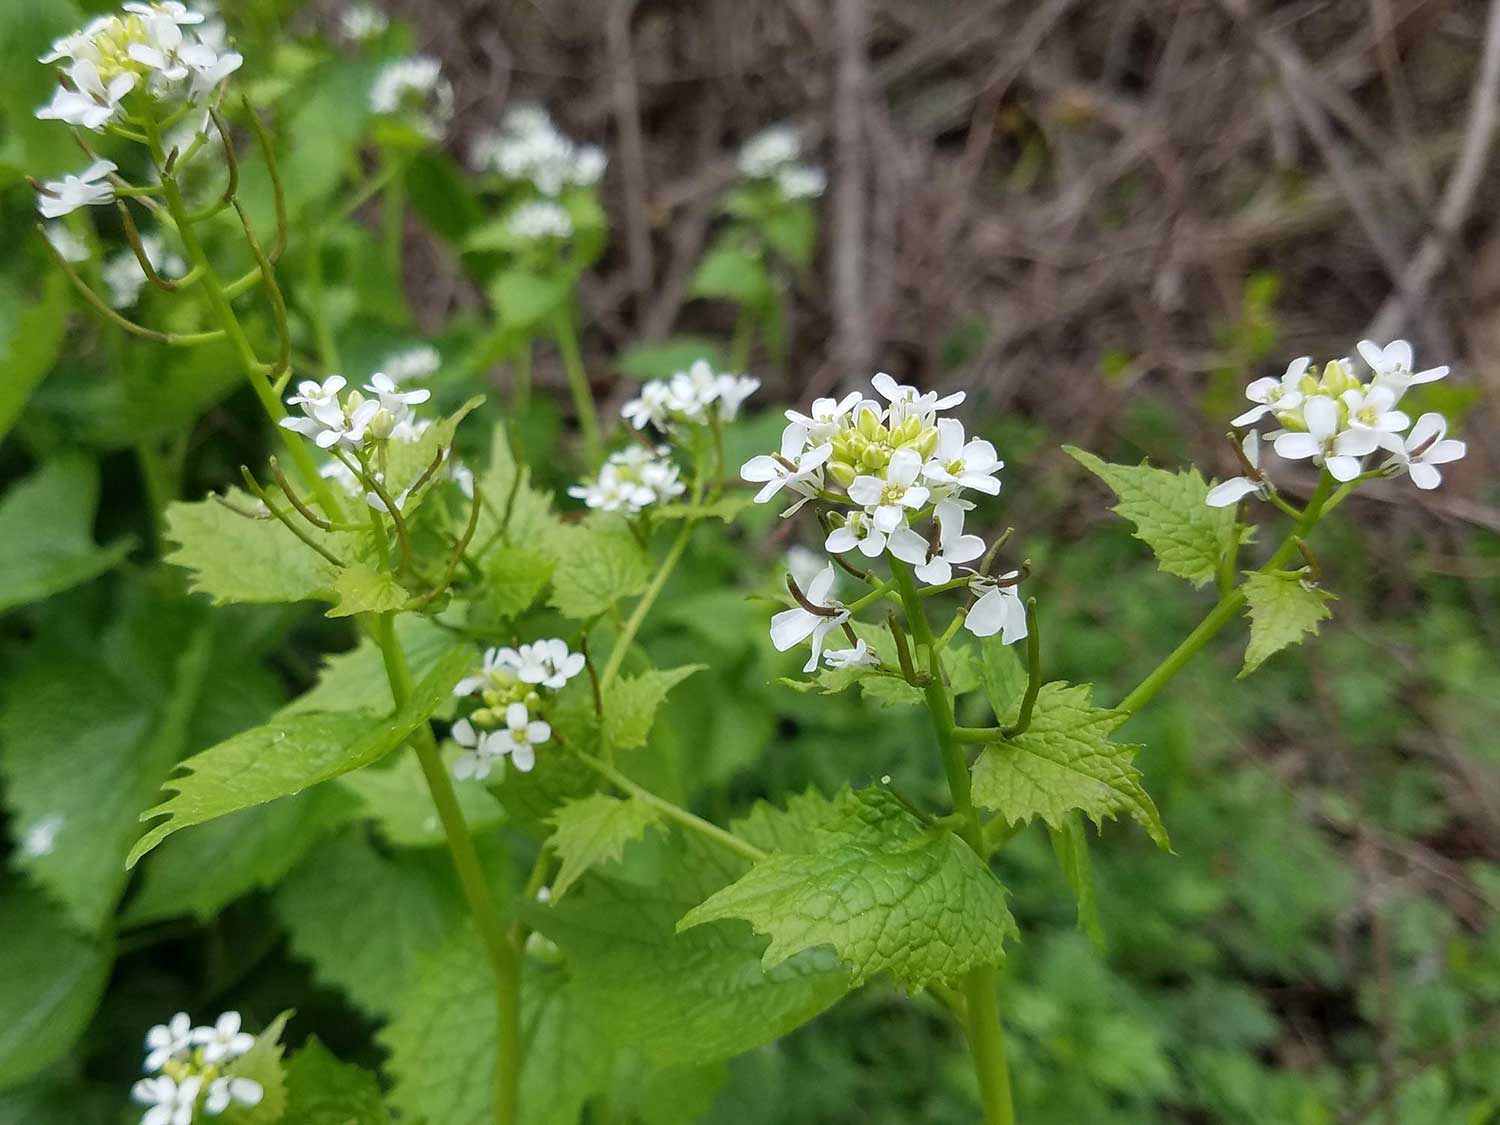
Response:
[598,521,694,693]
[889,558,1017,1125]
[550,307,603,468]
[1116,471,1338,716]
[372,614,521,1125]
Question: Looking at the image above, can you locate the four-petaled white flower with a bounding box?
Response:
[922,418,1003,496]
[453,647,514,697]
[888,500,985,584]
[1232,356,1310,426]
[144,1012,194,1072]
[451,717,502,780]
[824,509,890,558]
[569,445,684,514]
[1339,384,1409,447]
[785,391,864,445]
[35,59,136,129]
[1357,338,1448,394]
[1206,431,1266,508]
[133,1074,202,1125]
[846,448,930,534]
[741,424,832,517]
[36,159,117,219]
[822,638,877,669]
[870,372,965,425]
[507,639,586,690]
[1385,412,1466,490]
[770,564,850,672]
[965,573,1028,644]
[189,1011,254,1064]
[204,1076,263,1116]
[497,702,549,772]
[1272,395,1379,482]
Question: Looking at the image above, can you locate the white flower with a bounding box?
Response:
[741,424,832,517]
[144,1012,194,1072]
[497,702,549,773]
[471,104,604,193]
[824,509,889,558]
[508,639,585,689]
[382,344,441,383]
[280,375,380,449]
[132,1074,202,1125]
[507,200,574,242]
[451,717,502,781]
[922,418,1002,496]
[1339,384,1409,446]
[35,58,136,129]
[775,163,826,200]
[1206,431,1267,508]
[35,159,116,219]
[1272,395,1379,482]
[318,458,362,496]
[965,574,1028,643]
[770,563,849,673]
[339,3,388,41]
[870,371,965,425]
[203,1077,263,1116]
[1357,339,1448,396]
[370,56,453,141]
[622,360,753,430]
[738,125,802,179]
[786,544,825,591]
[453,647,516,697]
[20,813,64,858]
[569,446,684,514]
[785,391,864,445]
[1384,412,1466,490]
[365,372,431,414]
[822,638,877,669]
[42,223,89,264]
[190,1011,254,1064]
[846,447,930,534]
[712,373,760,420]
[621,382,672,431]
[1232,356,1310,427]
[888,500,985,584]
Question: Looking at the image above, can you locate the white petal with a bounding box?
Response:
[1273,432,1320,461]
[1325,455,1363,482]
[511,743,535,772]
[825,526,860,554]
[1205,477,1259,507]
[1408,462,1441,489]
[886,527,929,565]
[886,448,923,486]
[807,563,837,604]
[963,589,1007,637]
[846,476,885,506]
[1302,396,1338,440]
[1230,404,1271,427]
[770,607,816,651]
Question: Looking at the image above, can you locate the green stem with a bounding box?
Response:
[372,614,520,1125]
[598,521,694,693]
[889,558,1016,1125]
[550,307,603,468]
[1116,471,1337,716]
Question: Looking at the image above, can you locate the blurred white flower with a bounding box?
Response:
[451,717,503,781]
[509,639,585,690]
[35,160,116,219]
[339,3,388,41]
[506,199,573,242]
[770,563,849,672]
[132,1074,201,1125]
[189,1011,253,1065]
[19,813,64,858]
[497,701,549,772]
[471,104,605,194]
[774,164,826,200]
[203,1077,263,1116]
[42,223,89,263]
[381,344,441,383]
[737,126,801,179]
[144,1012,194,1072]
[371,55,453,141]
[823,638,877,669]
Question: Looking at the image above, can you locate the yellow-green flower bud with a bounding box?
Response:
[827,460,858,488]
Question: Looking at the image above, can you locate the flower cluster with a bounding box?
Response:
[36,2,241,134]
[471,104,606,195]
[370,55,453,142]
[133,1011,262,1125]
[1208,339,1467,506]
[744,373,1026,670]
[622,359,759,434]
[380,343,441,384]
[737,125,826,200]
[339,2,388,42]
[568,445,686,514]
[506,199,574,243]
[450,640,586,779]
[280,373,430,452]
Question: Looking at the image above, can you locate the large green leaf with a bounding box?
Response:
[970,682,1168,848]
[1240,571,1335,677]
[128,646,470,865]
[603,664,705,752]
[679,789,1015,989]
[546,793,663,898]
[0,456,132,614]
[547,514,650,620]
[1065,446,1236,589]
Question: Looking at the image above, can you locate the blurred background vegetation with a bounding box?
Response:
[2,0,1499,1122]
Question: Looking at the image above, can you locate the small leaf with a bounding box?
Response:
[484,545,554,620]
[547,794,663,897]
[487,269,569,330]
[1064,445,1236,588]
[221,1011,292,1124]
[603,664,705,751]
[0,269,69,445]
[381,395,484,512]
[326,564,413,618]
[547,515,650,620]
[977,634,1028,720]
[690,239,772,306]
[1240,571,1336,677]
[762,200,816,269]
[970,682,1168,849]
[1049,813,1106,950]
[281,1037,390,1125]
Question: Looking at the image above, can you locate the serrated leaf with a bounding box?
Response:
[970,682,1168,848]
[123,787,359,925]
[221,1011,291,1124]
[547,794,663,898]
[472,424,560,557]
[129,647,471,866]
[731,788,843,854]
[0,881,112,1090]
[679,789,1016,989]
[1065,445,1236,588]
[547,515,651,620]
[326,563,413,617]
[484,545,554,619]
[0,456,133,613]
[338,747,504,848]
[603,664,704,751]
[381,929,611,1125]
[1240,571,1335,677]
[382,395,483,512]
[165,490,348,606]
[275,831,464,1017]
[282,1038,390,1125]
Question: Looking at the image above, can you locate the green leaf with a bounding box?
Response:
[0,881,111,1090]
[221,1011,291,1125]
[1049,814,1106,950]
[547,794,663,898]
[471,423,560,557]
[381,395,484,512]
[616,338,725,381]
[0,456,132,614]
[1064,445,1236,588]
[679,789,1016,989]
[689,239,772,306]
[483,545,553,620]
[405,151,484,245]
[526,833,850,1068]
[547,515,651,620]
[282,1038,390,1125]
[122,787,358,925]
[0,269,69,445]
[382,930,611,1125]
[731,788,844,854]
[970,682,1168,848]
[164,490,347,606]
[326,563,413,617]
[603,664,705,751]
[762,200,816,269]
[338,748,504,848]
[487,269,569,330]
[977,633,1028,720]
[651,494,754,522]
[281,615,453,716]
[275,831,464,1017]
[1240,571,1335,676]
[128,646,471,865]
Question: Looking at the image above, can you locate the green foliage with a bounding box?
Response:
[0,456,132,613]
[281,1038,390,1125]
[547,793,663,897]
[617,337,726,380]
[484,545,554,619]
[0,270,69,445]
[327,563,413,616]
[971,682,1168,848]
[338,748,504,848]
[604,663,705,751]
[690,238,773,307]
[547,514,651,619]
[222,1011,292,1124]
[681,789,1016,989]
[1239,571,1335,676]
[1064,446,1236,588]
[128,646,471,864]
